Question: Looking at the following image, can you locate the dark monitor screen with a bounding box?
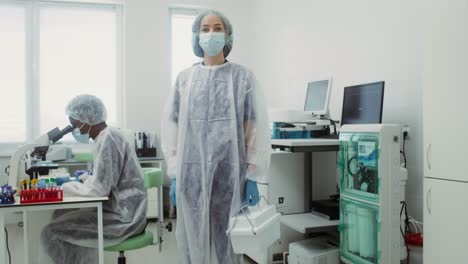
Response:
[341,81,384,125]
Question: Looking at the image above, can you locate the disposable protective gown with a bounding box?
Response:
[41,127,147,264]
[162,62,271,264]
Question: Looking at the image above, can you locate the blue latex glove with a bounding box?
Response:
[245,179,259,206]
[74,170,87,177]
[170,178,176,206]
[74,170,92,177]
[56,177,71,187]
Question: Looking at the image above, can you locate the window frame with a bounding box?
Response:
[169,7,201,85]
[0,0,125,154]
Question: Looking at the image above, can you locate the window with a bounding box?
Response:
[39,3,120,137]
[0,1,123,144]
[0,3,27,142]
[170,9,200,85]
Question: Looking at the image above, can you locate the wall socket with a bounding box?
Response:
[402,126,410,139]
[278,197,284,204]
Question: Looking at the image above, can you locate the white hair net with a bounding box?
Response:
[192,10,233,58]
[66,94,107,125]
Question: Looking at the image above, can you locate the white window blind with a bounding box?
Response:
[40,3,119,139]
[0,1,123,144]
[0,3,27,142]
[171,10,200,85]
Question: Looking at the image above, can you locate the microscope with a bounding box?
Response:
[7,126,73,188]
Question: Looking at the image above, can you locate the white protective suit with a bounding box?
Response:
[41,127,147,264]
[161,62,271,264]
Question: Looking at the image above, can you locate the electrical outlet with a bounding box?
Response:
[278,197,284,204]
[402,126,410,139]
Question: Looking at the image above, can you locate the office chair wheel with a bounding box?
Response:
[165,222,173,232]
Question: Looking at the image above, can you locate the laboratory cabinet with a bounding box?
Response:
[338,125,402,264]
[421,0,468,183]
[423,178,468,263]
[422,0,468,262]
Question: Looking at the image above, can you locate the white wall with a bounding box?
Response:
[248,0,424,220]
[123,0,255,185]
[124,0,255,134]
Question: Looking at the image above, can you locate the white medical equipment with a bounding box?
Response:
[288,235,340,264]
[7,126,73,188]
[226,200,281,264]
[338,124,407,264]
[46,144,72,161]
[270,78,334,139]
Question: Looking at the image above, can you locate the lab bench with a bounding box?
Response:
[0,196,108,264]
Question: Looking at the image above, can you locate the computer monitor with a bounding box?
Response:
[341,81,384,125]
[304,78,332,116]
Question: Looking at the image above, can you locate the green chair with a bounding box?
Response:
[73,152,94,171]
[105,168,170,264]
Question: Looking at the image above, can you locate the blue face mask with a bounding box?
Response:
[199,32,226,57]
[72,123,91,144]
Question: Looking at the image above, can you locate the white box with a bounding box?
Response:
[227,204,281,264]
[289,236,339,264]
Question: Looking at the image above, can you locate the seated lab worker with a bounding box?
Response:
[40,94,147,264]
[161,10,271,264]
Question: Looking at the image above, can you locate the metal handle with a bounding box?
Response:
[226,203,257,236]
[227,196,272,236]
[426,186,432,215]
[426,144,432,171]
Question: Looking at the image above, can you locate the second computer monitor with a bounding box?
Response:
[341,81,384,125]
[304,78,332,116]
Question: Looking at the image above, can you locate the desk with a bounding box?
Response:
[0,196,108,264]
[271,138,339,234]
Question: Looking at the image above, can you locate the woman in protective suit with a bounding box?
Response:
[162,10,271,264]
[41,94,147,264]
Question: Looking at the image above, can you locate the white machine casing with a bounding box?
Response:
[338,124,402,264]
[288,236,340,264]
[227,203,281,264]
[46,144,72,161]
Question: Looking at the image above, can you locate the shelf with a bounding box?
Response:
[281,213,339,234]
[271,139,339,153]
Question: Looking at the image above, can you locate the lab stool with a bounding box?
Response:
[105,168,172,264]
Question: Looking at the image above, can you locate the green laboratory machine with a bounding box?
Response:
[338,124,406,264]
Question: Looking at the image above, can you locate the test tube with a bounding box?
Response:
[32,179,38,190]
[346,203,359,254]
[358,207,376,259]
[50,178,56,190]
[50,178,57,200]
